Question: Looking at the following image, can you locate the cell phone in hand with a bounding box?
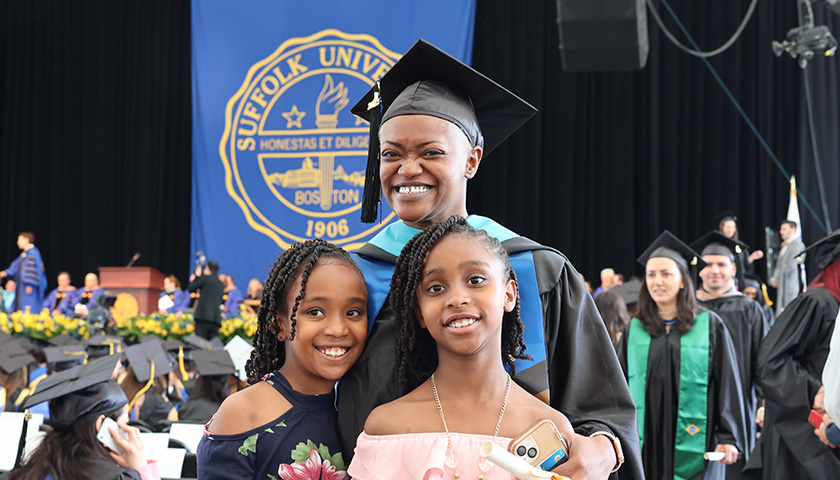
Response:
[507,419,569,471]
[97,417,128,454]
[809,409,824,429]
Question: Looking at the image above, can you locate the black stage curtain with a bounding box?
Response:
[471,0,840,283]
[1,0,838,292]
[0,1,191,291]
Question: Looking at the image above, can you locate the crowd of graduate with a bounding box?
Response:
[2,38,840,480]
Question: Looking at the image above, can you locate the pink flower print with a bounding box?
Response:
[278,448,348,480]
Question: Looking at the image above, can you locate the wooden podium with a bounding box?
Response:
[99,266,166,315]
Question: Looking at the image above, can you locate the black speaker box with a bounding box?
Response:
[557,0,650,71]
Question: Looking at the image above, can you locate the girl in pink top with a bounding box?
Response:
[348,217,578,480]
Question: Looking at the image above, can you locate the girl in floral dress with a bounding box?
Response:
[196,239,368,479]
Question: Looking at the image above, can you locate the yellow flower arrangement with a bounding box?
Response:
[219,307,258,344]
[0,308,91,341]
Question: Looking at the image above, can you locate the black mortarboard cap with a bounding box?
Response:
[191,349,237,376]
[690,231,750,260]
[124,342,172,383]
[351,39,538,223]
[22,356,127,428]
[0,339,36,374]
[47,334,80,347]
[713,210,738,228]
[801,229,840,270]
[610,280,642,307]
[691,231,750,289]
[84,335,124,357]
[637,230,707,271]
[0,330,14,346]
[44,344,89,371]
[183,334,223,351]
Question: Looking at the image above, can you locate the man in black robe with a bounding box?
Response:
[758,230,840,479]
[691,232,770,478]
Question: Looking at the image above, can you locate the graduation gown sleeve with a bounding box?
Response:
[758,287,840,478]
[530,246,644,480]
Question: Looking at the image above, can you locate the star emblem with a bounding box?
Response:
[282,105,306,128]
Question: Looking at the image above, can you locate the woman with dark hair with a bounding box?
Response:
[5,356,159,480]
[618,231,745,480]
[594,290,630,348]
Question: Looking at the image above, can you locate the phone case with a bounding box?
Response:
[809,409,824,429]
[97,417,128,454]
[507,418,569,471]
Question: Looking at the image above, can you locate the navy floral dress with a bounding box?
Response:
[197,371,347,480]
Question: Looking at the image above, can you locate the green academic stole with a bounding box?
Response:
[627,311,710,480]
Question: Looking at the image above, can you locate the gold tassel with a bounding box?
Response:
[762,283,774,306]
[129,362,155,411]
[178,347,188,382]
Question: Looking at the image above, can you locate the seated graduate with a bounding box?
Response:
[157,275,189,315]
[7,356,160,480]
[617,231,745,480]
[348,216,576,480]
[220,274,244,317]
[60,272,105,317]
[120,341,177,431]
[175,349,236,424]
[42,271,77,315]
[0,339,36,413]
[197,239,367,480]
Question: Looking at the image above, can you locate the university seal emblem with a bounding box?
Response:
[220,30,400,249]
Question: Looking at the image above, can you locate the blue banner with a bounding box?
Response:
[191,1,476,284]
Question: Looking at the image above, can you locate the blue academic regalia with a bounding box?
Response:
[3,246,47,312]
[159,289,190,314]
[222,287,244,317]
[42,288,75,313]
[59,287,105,315]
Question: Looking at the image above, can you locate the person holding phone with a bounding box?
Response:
[349,217,591,479]
[4,356,160,480]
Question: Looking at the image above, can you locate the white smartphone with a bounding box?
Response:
[97,417,128,455]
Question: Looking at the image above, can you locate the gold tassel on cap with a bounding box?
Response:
[178,347,188,382]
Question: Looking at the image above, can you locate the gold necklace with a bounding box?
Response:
[431,372,511,480]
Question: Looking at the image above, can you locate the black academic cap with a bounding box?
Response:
[22,355,127,428]
[183,334,223,351]
[47,333,80,347]
[801,229,840,270]
[713,210,738,227]
[44,344,88,371]
[690,231,750,260]
[351,39,538,223]
[0,330,14,346]
[0,339,36,374]
[124,342,172,383]
[191,350,236,376]
[84,335,124,357]
[610,280,642,307]
[637,230,707,271]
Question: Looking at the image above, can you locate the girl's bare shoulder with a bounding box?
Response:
[206,381,292,435]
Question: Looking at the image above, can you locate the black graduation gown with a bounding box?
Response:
[0,458,142,480]
[178,397,222,424]
[337,236,644,480]
[757,287,840,479]
[699,295,769,478]
[138,392,175,430]
[618,311,746,480]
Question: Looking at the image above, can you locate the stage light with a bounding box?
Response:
[773,0,838,68]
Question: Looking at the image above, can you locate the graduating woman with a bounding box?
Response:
[618,231,746,480]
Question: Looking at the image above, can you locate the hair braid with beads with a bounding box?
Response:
[391,215,531,386]
[244,239,363,384]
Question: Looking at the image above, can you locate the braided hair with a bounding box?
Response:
[244,239,362,384]
[391,215,531,386]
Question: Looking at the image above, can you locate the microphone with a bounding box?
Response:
[126,252,141,268]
